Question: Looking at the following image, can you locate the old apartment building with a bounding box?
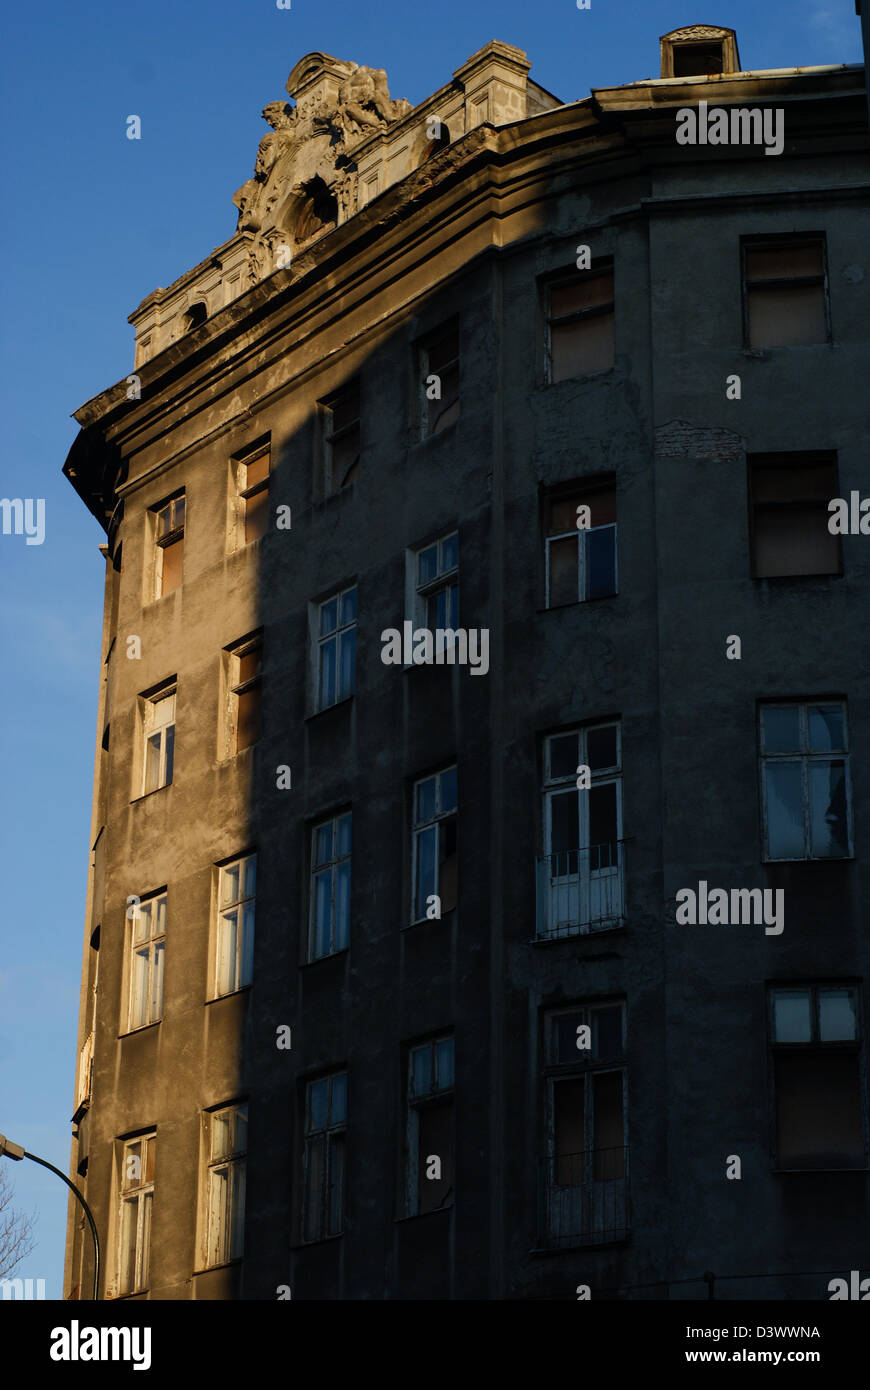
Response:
[63,25,870,1299]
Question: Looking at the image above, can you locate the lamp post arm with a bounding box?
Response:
[22,1150,100,1302]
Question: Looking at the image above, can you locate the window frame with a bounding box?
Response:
[741,233,831,349]
[408,530,459,634]
[545,263,615,384]
[231,439,271,548]
[315,584,357,712]
[140,684,177,797]
[124,891,166,1033]
[321,381,360,495]
[419,318,461,438]
[410,765,458,924]
[308,810,352,961]
[405,1035,455,1217]
[213,854,256,998]
[223,633,263,757]
[117,1132,156,1296]
[543,479,618,608]
[758,700,853,862]
[152,492,186,598]
[203,1102,247,1269]
[767,983,866,1171]
[301,1071,348,1243]
[747,451,842,580]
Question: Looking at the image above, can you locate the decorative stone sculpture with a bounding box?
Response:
[233,53,410,282]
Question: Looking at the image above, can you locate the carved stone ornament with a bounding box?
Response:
[233,52,411,283]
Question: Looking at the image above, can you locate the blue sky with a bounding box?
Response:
[0,0,862,1299]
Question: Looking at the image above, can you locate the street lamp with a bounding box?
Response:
[0,1132,100,1301]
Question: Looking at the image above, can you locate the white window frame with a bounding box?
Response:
[308,812,352,961]
[223,634,263,758]
[759,701,853,862]
[541,723,623,937]
[204,1103,247,1268]
[406,531,459,637]
[141,686,176,796]
[544,488,617,608]
[214,855,256,997]
[406,1036,454,1215]
[411,765,457,923]
[315,585,357,712]
[302,1072,347,1242]
[125,892,166,1032]
[152,493,185,599]
[118,1133,155,1296]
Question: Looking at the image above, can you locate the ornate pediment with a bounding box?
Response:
[233,52,411,283]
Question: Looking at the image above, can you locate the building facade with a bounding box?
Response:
[63,26,870,1300]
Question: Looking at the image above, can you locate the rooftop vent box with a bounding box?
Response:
[660,25,741,78]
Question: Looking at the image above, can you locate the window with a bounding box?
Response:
[237,445,270,544]
[322,381,360,494]
[544,481,616,606]
[420,320,460,436]
[759,702,852,861]
[205,1104,247,1266]
[215,855,256,996]
[141,686,176,795]
[769,985,864,1169]
[303,1073,347,1241]
[225,635,263,755]
[316,585,357,710]
[126,893,166,1031]
[411,531,459,632]
[748,452,841,578]
[183,302,207,332]
[153,494,185,597]
[547,268,614,382]
[542,1002,628,1246]
[742,236,829,348]
[119,1134,155,1295]
[412,766,457,921]
[539,724,623,937]
[406,1036,454,1216]
[309,812,351,960]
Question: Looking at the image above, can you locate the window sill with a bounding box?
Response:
[772,1165,869,1175]
[540,367,615,388]
[205,985,252,1005]
[305,695,354,723]
[192,1260,243,1276]
[410,421,459,449]
[291,1232,344,1250]
[530,924,627,945]
[111,1288,151,1300]
[118,1020,161,1040]
[404,910,455,931]
[762,856,854,865]
[529,1235,631,1255]
[394,1205,454,1224]
[300,946,349,969]
[130,784,172,805]
[537,594,618,615]
[751,572,843,584]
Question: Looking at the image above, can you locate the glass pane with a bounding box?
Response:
[415,776,437,825]
[551,273,613,316]
[748,284,826,348]
[330,1072,347,1124]
[327,1134,345,1234]
[132,900,150,945]
[314,823,334,867]
[808,705,846,752]
[221,863,240,907]
[154,896,166,937]
[156,505,172,538]
[340,586,357,625]
[229,1162,246,1260]
[140,1190,152,1288]
[550,790,579,854]
[810,761,848,857]
[313,870,333,958]
[160,537,183,594]
[244,488,269,544]
[319,598,338,637]
[764,763,805,858]
[417,1102,453,1214]
[123,1141,142,1190]
[234,1106,248,1153]
[163,725,174,786]
[143,1136,156,1185]
[304,1135,325,1242]
[120,1197,138,1294]
[337,813,352,857]
[553,1079,585,1183]
[439,765,457,815]
[589,782,618,859]
[339,626,356,700]
[549,733,578,781]
[242,856,256,900]
[237,648,262,686]
[436,1038,454,1090]
[173,496,186,529]
[551,313,614,381]
[240,903,255,986]
[414,826,437,918]
[319,636,336,708]
[335,861,350,950]
[418,544,438,586]
[587,725,617,772]
[548,495,580,536]
[439,815,457,912]
[773,990,812,1042]
[212,1110,231,1160]
[819,990,857,1042]
[151,941,165,1020]
[752,461,836,504]
[548,535,579,606]
[587,525,616,599]
[308,1079,328,1133]
[753,505,839,577]
[219,910,239,993]
[746,243,822,280]
[245,454,269,489]
[554,1012,587,1064]
[145,734,161,794]
[595,1005,623,1058]
[775,1053,863,1168]
[428,326,459,373]
[440,532,458,572]
[236,686,260,750]
[762,706,802,754]
[411,1045,431,1097]
[592,1072,624,1177]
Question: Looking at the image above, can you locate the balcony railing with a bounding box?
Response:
[540,1146,630,1247]
[535,842,626,939]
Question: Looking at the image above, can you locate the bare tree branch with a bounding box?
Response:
[0,1164,37,1280]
